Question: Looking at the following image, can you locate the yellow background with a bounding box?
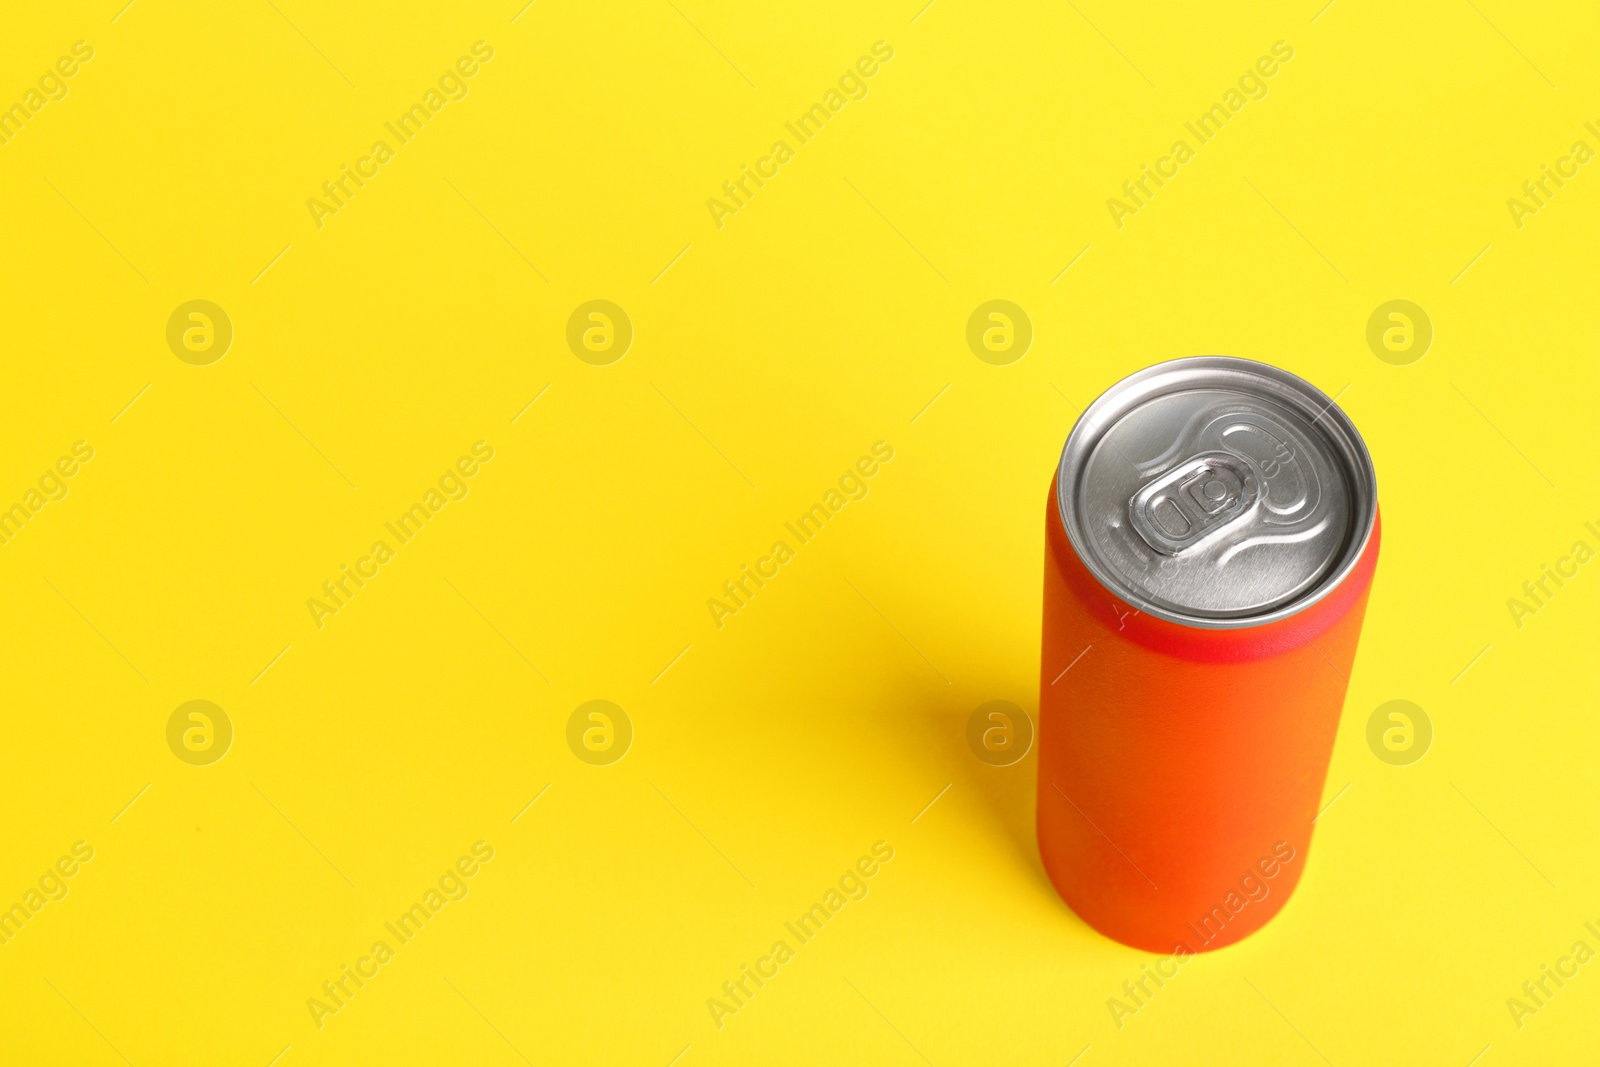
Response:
[2,1,1597,1064]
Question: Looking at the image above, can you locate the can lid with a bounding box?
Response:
[1056,357,1377,629]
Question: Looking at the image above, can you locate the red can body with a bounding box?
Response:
[1037,471,1380,953]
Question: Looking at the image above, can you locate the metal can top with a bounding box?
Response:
[1056,357,1377,629]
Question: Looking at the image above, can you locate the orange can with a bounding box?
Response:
[1037,357,1379,952]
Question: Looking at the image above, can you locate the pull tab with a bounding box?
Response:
[1128,451,1259,556]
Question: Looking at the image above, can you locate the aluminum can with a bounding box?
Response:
[1037,357,1379,953]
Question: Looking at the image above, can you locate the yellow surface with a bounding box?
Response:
[1,2,1596,1064]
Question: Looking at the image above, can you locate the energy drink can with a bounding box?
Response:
[1037,357,1380,952]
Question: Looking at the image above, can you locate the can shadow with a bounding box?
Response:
[902,685,1067,910]
[957,730,1057,899]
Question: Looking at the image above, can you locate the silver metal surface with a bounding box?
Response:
[1056,357,1377,628]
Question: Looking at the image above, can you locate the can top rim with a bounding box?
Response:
[1055,356,1378,630]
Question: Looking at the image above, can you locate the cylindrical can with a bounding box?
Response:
[1037,357,1379,953]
